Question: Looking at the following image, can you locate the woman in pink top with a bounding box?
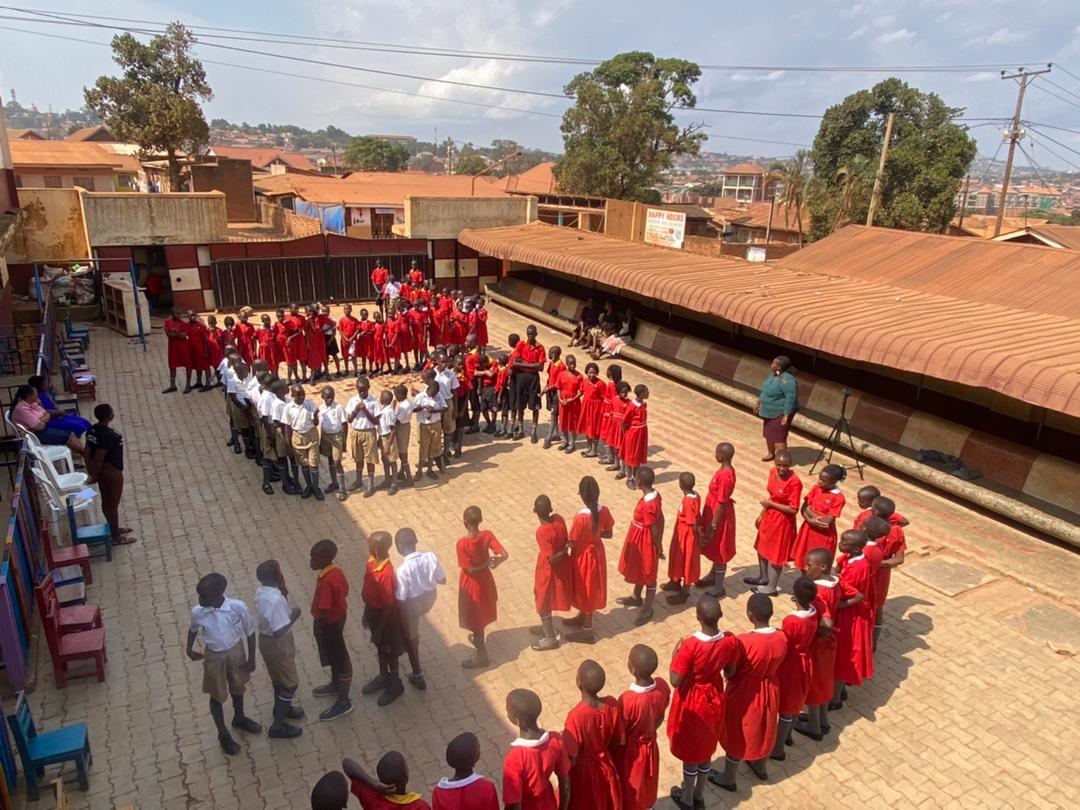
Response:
[9,384,86,457]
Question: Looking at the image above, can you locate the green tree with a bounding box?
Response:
[767,150,814,247]
[808,78,976,240]
[83,22,212,191]
[453,154,489,175]
[555,51,705,201]
[342,136,410,172]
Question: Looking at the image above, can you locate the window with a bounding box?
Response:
[73,176,96,189]
[43,176,63,188]
[13,174,22,188]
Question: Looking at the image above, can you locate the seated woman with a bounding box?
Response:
[8,384,87,459]
[569,297,599,347]
[597,308,637,358]
[584,301,618,356]
[27,375,91,437]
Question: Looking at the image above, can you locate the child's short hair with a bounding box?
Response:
[549,345,562,358]
[862,516,891,541]
[196,572,227,597]
[635,466,655,487]
[507,333,520,347]
[507,688,542,725]
[617,381,631,395]
[463,505,482,525]
[446,732,480,771]
[310,771,349,810]
[376,751,408,787]
[93,403,113,421]
[577,659,606,694]
[634,384,648,398]
[678,471,695,490]
[256,560,282,586]
[872,496,896,517]
[805,547,833,569]
[380,389,394,404]
[585,362,600,375]
[311,539,337,560]
[607,364,623,382]
[629,643,658,677]
[497,352,509,365]
[793,575,817,607]
[747,592,774,622]
[394,527,418,551]
[394,384,408,400]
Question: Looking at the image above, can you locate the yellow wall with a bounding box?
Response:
[5,187,91,264]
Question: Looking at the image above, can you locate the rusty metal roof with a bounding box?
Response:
[458,222,1080,417]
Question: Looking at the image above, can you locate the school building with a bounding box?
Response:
[457,221,1080,545]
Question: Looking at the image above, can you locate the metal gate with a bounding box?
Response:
[326,253,428,302]
[211,256,328,311]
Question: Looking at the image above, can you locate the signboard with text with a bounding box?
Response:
[644,208,687,249]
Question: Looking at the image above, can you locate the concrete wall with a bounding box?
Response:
[191,159,256,222]
[83,191,228,246]
[683,235,802,262]
[402,195,537,239]
[259,201,322,238]
[14,170,114,192]
[5,187,91,264]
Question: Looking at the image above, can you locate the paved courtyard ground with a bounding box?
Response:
[19,301,1080,809]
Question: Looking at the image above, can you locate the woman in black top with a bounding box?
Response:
[86,403,137,546]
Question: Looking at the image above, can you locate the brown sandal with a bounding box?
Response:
[112,535,139,546]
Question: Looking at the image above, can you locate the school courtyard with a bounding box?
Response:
[22,301,1080,809]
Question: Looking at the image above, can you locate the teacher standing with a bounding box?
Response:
[755,355,798,461]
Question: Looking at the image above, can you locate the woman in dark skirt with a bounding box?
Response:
[755,355,798,461]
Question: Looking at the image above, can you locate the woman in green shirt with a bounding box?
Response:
[755,355,798,461]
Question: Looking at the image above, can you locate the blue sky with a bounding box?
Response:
[3,0,1080,169]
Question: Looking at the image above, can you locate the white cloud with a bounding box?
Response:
[961,72,999,83]
[873,15,897,28]
[875,28,917,46]
[966,27,1031,46]
[846,25,869,41]
[729,70,786,83]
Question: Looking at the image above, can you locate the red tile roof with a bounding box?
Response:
[253,172,509,206]
[9,140,124,169]
[209,145,317,172]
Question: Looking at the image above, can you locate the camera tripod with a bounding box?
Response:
[809,387,865,480]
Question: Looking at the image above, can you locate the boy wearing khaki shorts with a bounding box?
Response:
[374,389,400,496]
[283,383,324,501]
[393,384,415,486]
[255,560,305,739]
[186,573,261,755]
[346,376,381,498]
[413,380,447,480]
[317,385,349,501]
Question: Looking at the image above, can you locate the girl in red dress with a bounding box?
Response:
[273,309,291,380]
[542,347,565,450]
[185,310,211,392]
[598,364,622,466]
[337,303,359,375]
[474,298,489,348]
[564,476,615,644]
[750,450,803,596]
[866,496,908,650]
[577,362,606,458]
[620,384,650,488]
[304,304,327,382]
[700,442,737,598]
[234,309,256,364]
[662,472,702,605]
[256,313,281,372]
[282,304,308,383]
[605,382,631,474]
[408,301,429,369]
[772,576,820,759]
[564,660,623,810]
[430,297,448,347]
[162,307,190,393]
[618,644,671,810]
[206,314,225,384]
[456,505,508,670]
[370,311,388,376]
[556,355,584,453]
[356,309,374,375]
[790,463,847,570]
[666,596,738,810]
[711,593,788,789]
[616,466,665,626]
[531,495,572,652]
[832,530,874,701]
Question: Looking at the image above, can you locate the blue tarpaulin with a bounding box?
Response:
[293,202,345,234]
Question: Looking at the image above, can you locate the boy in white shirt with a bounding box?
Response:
[433,351,460,469]
[186,573,261,755]
[393,384,416,487]
[227,360,258,460]
[283,383,324,501]
[346,376,381,498]
[413,379,447,481]
[257,372,280,496]
[268,380,300,495]
[255,560,305,739]
[375,389,400,496]
[393,528,446,691]
[318,385,349,501]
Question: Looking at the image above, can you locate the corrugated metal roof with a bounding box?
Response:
[253,172,510,206]
[995,224,1080,251]
[458,222,1080,417]
[9,139,124,169]
[210,145,317,172]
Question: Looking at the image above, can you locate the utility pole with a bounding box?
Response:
[957,174,971,230]
[994,65,1051,237]
[865,111,896,227]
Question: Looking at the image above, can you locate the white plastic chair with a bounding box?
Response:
[5,411,76,473]
[26,443,87,494]
[31,469,98,568]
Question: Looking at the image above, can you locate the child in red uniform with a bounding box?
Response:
[853,486,911,530]
[531,495,573,652]
[556,355,583,453]
[409,301,430,370]
[597,365,622,466]
[832,530,874,707]
[710,593,788,789]
[457,506,508,669]
[620,385,649,489]
[699,442,736,598]
[338,304,360,375]
[344,752,430,810]
[503,688,570,810]
[235,309,256,364]
[662,472,702,605]
[617,467,665,626]
[162,307,190,393]
[564,476,614,644]
[360,531,406,708]
[310,539,353,721]
[605,382,631,474]
[666,596,738,810]
[305,304,328,382]
[864,496,907,649]
[617,644,670,810]
[371,312,389,376]
[541,346,565,449]
[255,314,280,371]
[577,362,606,459]
[206,315,225,384]
[474,298,489,348]
[790,463,847,570]
[186,311,212,392]
[282,304,308,383]
[772,576,820,760]
[357,309,375,375]
[564,660,623,810]
[749,449,802,596]
[432,732,499,810]
[794,548,847,740]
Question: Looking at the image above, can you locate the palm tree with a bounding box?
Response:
[767,150,812,247]
[832,156,874,232]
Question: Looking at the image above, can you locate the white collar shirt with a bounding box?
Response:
[269,397,288,423]
[283,399,316,433]
[319,402,348,433]
[395,398,415,423]
[394,550,446,601]
[189,597,255,652]
[254,586,293,636]
[243,374,261,401]
[346,393,380,430]
[435,367,459,399]
[376,403,397,436]
[413,392,445,425]
[257,389,276,419]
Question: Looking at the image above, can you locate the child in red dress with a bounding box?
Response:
[531,495,573,652]
[772,575,820,760]
[305,304,328,382]
[357,309,375,375]
[867,496,907,649]
[360,531,406,708]
[853,486,911,530]
[832,530,874,707]
[235,309,256,365]
[564,476,614,644]
[337,303,360,376]
[699,442,736,598]
[577,362,606,459]
[474,298,489,347]
[749,449,802,596]
[617,467,665,626]
[666,596,738,810]
[604,381,630,472]
[371,312,388,376]
[283,304,309,383]
[617,644,671,810]
[256,313,281,372]
[597,365,622,466]
[185,311,211,392]
[502,689,570,810]
[790,463,847,571]
[541,346,565,449]
[343,751,430,810]
[432,732,498,810]
[662,472,702,605]
[620,384,650,489]
[162,307,190,393]
[710,593,788,789]
[206,315,225,383]
[456,506,508,669]
[563,660,623,810]
[556,355,584,453]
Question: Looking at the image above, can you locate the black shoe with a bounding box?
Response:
[616,596,644,607]
[707,771,737,792]
[267,723,303,739]
[378,681,405,706]
[325,480,339,493]
[312,682,336,697]
[407,672,427,691]
[564,629,597,644]
[286,705,306,720]
[483,424,496,434]
[633,609,654,626]
[426,469,439,480]
[301,487,313,500]
[363,484,376,498]
[232,716,263,734]
[319,701,353,721]
[182,385,194,394]
[262,483,274,496]
[162,386,177,394]
[361,674,389,695]
[337,490,348,501]
[312,488,325,502]
[233,444,243,455]
[666,591,690,606]
[218,732,240,755]
[434,457,446,472]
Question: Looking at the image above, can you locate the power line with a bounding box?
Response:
[1031,82,1080,112]
[1024,131,1080,173]
[1024,125,1080,160]
[1051,64,1080,84]
[1042,77,1080,104]
[1024,120,1080,136]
